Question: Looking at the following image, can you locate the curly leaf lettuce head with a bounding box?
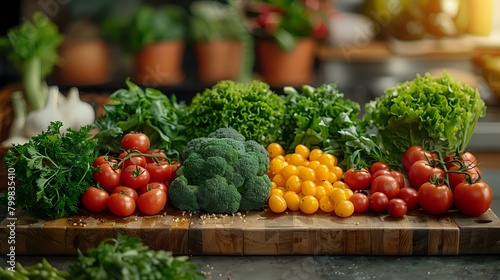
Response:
[185,80,285,145]
[364,72,486,162]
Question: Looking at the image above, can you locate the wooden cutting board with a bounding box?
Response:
[1,207,499,256]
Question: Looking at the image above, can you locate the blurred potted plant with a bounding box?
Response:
[246,0,328,87]
[104,4,187,86]
[189,0,253,84]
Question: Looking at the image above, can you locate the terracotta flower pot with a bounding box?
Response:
[257,38,316,87]
[57,39,111,86]
[195,40,243,84]
[134,41,185,86]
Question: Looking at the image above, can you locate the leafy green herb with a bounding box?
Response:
[68,234,205,280]
[185,80,285,145]
[364,72,487,165]
[93,78,188,160]
[0,12,63,110]
[4,121,97,219]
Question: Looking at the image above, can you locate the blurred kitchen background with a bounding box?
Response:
[1,0,499,151]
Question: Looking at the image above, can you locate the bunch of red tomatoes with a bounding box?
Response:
[345,145,492,218]
[81,133,180,217]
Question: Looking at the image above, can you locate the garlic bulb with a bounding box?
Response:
[1,91,29,146]
[24,86,68,138]
[60,87,95,130]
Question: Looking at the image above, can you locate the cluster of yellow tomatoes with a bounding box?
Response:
[265,143,355,217]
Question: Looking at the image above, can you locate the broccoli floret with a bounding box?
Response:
[181,152,210,186]
[196,175,241,214]
[168,176,200,212]
[244,140,270,175]
[200,139,239,163]
[208,127,246,141]
[234,152,259,180]
[238,175,272,212]
[182,137,209,160]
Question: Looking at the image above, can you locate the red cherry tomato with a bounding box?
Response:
[371,175,400,200]
[349,192,370,213]
[418,181,453,215]
[387,198,408,218]
[369,192,389,213]
[444,151,478,170]
[121,165,151,190]
[389,170,406,189]
[112,186,139,203]
[398,187,419,211]
[344,168,371,191]
[138,188,167,215]
[408,160,445,190]
[138,182,168,196]
[108,192,136,217]
[369,161,391,175]
[93,155,118,168]
[121,132,150,153]
[146,162,173,183]
[453,180,492,216]
[402,145,436,173]
[81,186,109,212]
[371,169,391,183]
[93,163,122,190]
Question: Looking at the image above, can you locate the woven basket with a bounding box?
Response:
[0,83,111,188]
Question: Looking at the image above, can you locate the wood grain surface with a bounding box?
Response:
[1,208,499,256]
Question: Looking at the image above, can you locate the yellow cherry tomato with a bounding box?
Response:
[329,188,347,204]
[272,173,286,188]
[299,195,319,214]
[314,164,331,181]
[335,200,355,217]
[270,188,284,197]
[284,191,301,211]
[307,160,321,170]
[314,185,327,201]
[309,148,323,161]
[344,188,354,199]
[298,167,316,182]
[266,143,285,159]
[269,158,286,174]
[319,196,335,213]
[285,175,302,193]
[288,153,306,166]
[268,194,287,213]
[330,166,343,181]
[294,144,310,159]
[332,181,348,189]
[318,153,337,168]
[281,164,299,180]
[301,180,317,196]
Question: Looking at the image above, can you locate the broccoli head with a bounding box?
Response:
[169,128,272,214]
[168,176,200,212]
[196,175,242,214]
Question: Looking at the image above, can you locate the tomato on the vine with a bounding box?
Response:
[122,132,150,153]
[93,155,117,168]
[371,175,400,200]
[108,192,136,217]
[138,188,167,215]
[369,192,389,212]
[112,186,139,203]
[447,165,481,191]
[121,165,150,190]
[81,186,109,212]
[144,149,168,164]
[453,180,492,216]
[418,181,453,215]
[402,145,436,173]
[444,151,478,170]
[344,168,371,191]
[118,152,147,169]
[408,160,445,190]
[387,198,407,218]
[398,187,419,211]
[93,163,122,190]
[146,161,173,183]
